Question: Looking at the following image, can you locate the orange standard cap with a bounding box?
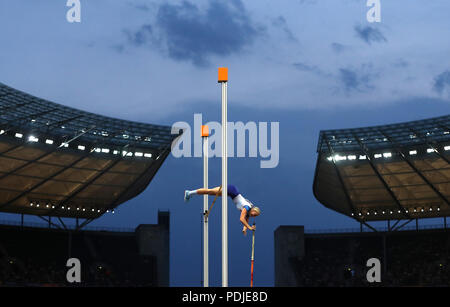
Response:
[218,67,228,83]
[201,125,209,137]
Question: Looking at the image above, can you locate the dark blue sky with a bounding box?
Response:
[0,0,449,286]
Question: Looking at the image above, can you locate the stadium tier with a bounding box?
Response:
[0,83,179,219]
[313,115,450,222]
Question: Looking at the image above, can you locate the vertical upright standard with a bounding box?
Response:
[201,125,209,287]
[218,67,228,287]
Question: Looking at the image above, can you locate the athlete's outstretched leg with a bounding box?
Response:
[184,186,221,202]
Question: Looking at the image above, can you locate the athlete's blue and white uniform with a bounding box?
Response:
[227,184,253,216]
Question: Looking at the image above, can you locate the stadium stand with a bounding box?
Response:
[0,212,168,287]
[276,226,450,286]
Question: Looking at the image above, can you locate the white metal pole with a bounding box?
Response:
[203,133,209,287]
[221,80,228,287]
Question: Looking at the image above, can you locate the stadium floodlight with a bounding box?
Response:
[113,150,119,155]
[82,208,86,212]
[15,133,23,138]
[61,142,69,148]
[36,204,39,208]
[45,139,54,145]
[359,155,367,160]
[327,156,332,161]
[101,148,110,153]
[135,152,143,157]
[0,130,5,135]
[421,208,424,212]
[51,206,55,209]
[444,146,450,151]
[437,207,440,211]
[374,154,382,159]
[78,145,85,151]
[30,202,33,206]
[94,148,101,153]
[427,148,435,153]
[383,153,392,158]
[409,150,417,155]
[334,154,347,161]
[28,135,39,142]
[348,155,357,160]
[144,153,152,158]
[62,206,65,209]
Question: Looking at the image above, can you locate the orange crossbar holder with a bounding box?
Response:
[218,67,228,83]
[201,125,209,137]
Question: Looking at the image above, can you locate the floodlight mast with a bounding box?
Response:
[218,67,228,287]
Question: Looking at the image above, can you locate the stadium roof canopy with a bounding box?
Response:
[313,115,450,224]
[0,83,180,222]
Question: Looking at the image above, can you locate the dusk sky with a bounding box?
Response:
[1,0,449,286]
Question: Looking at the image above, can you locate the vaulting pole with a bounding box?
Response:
[250,222,256,287]
[202,125,209,287]
[218,67,228,287]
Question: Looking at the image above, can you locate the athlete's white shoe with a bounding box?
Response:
[184,190,191,202]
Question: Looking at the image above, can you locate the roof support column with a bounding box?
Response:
[379,129,450,208]
[353,133,409,219]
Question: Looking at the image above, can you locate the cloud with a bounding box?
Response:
[338,65,377,93]
[125,0,264,67]
[354,25,387,45]
[330,42,347,54]
[125,24,153,47]
[433,70,450,96]
[272,16,297,42]
[292,62,330,77]
[392,59,409,68]
[293,62,318,72]
[130,4,150,12]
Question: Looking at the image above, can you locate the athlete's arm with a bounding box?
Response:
[240,209,255,230]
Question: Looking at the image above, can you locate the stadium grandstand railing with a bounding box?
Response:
[0,220,135,233]
[0,219,446,235]
[305,223,448,234]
